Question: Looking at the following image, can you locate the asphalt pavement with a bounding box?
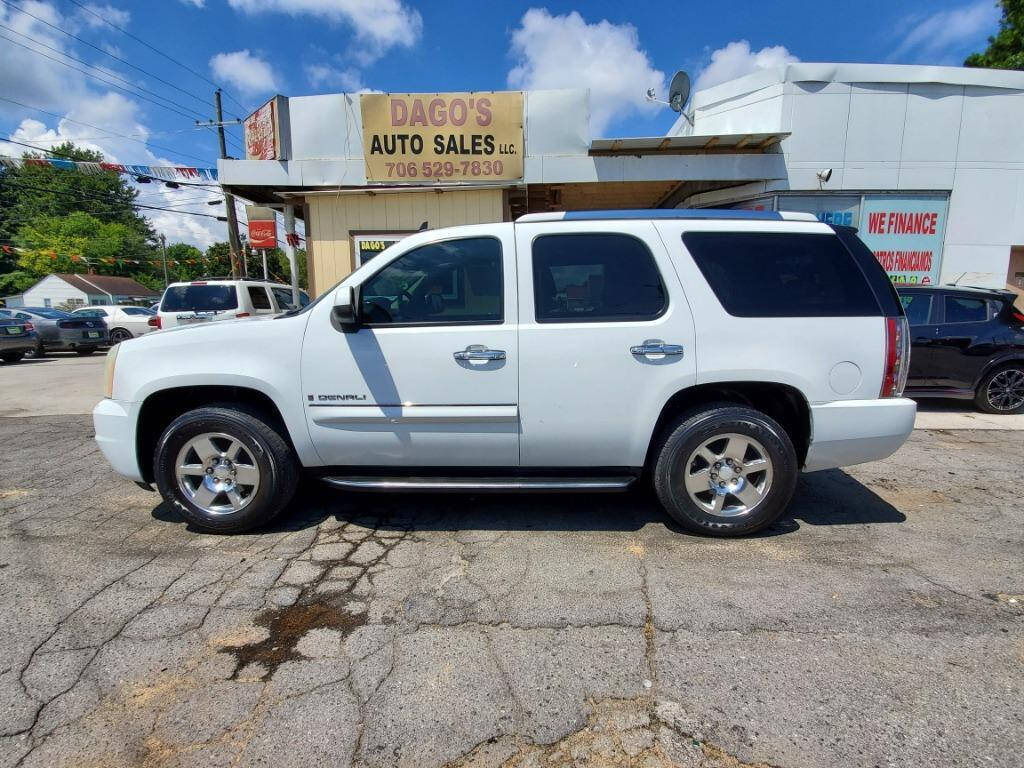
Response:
[0,354,1022,767]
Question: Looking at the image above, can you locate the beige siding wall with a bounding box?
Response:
[306,188,505,296]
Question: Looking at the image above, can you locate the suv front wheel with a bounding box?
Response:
[154,405,299,533]
[653,405,798,536]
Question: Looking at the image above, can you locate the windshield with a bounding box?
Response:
[24,308,72,319]
[161,285,238,312]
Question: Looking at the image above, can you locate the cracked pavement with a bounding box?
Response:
[0,414,1021,767]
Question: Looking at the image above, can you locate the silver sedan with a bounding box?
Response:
[0,307,108,357]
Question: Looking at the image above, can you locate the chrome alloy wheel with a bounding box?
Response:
[683,433,773,517]
[987,368,1024,411]
[175,432,260,515]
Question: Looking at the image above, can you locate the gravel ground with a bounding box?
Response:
[0,415,1021,768]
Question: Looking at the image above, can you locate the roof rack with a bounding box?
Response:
[516,209,818,223]
[191,276,274,282]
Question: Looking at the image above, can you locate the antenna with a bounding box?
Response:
[645,70,693,126]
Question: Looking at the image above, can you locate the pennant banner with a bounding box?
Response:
[0,155,218,181]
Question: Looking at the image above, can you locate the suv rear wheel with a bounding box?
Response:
[653,405,798,536]
[975,364,1024,414]
[153,405,298,533]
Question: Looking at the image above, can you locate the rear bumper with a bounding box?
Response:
[93,398,143,482]
[804,398,916,472]
[0,333,36,353]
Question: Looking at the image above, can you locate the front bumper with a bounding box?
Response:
[803,398,917,472]
[93,398,143,482]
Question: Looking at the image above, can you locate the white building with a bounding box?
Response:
[674,63,1024,291]
[4,273,158,308]
[219,63,1024,297]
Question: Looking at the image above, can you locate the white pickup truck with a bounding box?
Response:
[94,210,915,536]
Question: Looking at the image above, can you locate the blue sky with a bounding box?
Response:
[0,0,1003,246]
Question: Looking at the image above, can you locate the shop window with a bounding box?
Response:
[532,233,666,323]
[360,237,502,326]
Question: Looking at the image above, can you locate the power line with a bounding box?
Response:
[2,179,230,220]
[0,138,225,190]
[0,2,245,153]
[0,33,205,124]
[0,0,226,118]
[62,0,251,118]
[0,96,218,164]
[0,23,212,121]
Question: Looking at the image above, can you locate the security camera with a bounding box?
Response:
[816,168,833,183]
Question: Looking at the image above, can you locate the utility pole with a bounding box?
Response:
[213,89,242,278]
[159,233,169,287]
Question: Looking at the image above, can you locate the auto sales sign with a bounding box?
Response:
[360,91,523,183]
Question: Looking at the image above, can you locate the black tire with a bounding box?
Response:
[75,348,96,356]
[153,404,299,533]
[652,404,798,537]
[109,328,132,344]
[25,341,44,358]
[974,364,1024,414]
[1,351,25,363]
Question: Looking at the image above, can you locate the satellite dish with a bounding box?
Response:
[668,70,691,113]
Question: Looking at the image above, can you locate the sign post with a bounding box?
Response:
[360,92,524,184]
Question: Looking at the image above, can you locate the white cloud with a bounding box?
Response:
[79,3,130,28]
[0,1,87,114]
[304,63,379,93]
[890,0,1000,63]
[209,50,281,96]
[694,40,798,92]
[507,8,665,136]
[179,0,204,6]
[227,0,421,62]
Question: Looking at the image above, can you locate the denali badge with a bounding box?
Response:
[310,394,368,402]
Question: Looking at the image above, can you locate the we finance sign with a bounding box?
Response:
[859,195,948,285]
[360,92,523,183]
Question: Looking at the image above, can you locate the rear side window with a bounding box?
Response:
[682,232,881,317]
[533,233,666,323]
[121,307,151,316]
[247,286,273,310]
[900,293,932,325]
[161,285,238,312]
[944,296,987,323]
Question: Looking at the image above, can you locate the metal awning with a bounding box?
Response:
[589,132,789,155]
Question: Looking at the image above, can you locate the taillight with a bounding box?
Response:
[1012,310,1024,326]
[880,316,910,398]
[148,316,161,329]
[236,312,251,318]
[23,322,33,332]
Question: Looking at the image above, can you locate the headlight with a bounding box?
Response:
[104,342,120,399]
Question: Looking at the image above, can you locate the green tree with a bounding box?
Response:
[15,211,150,275]
[965,0,1024,69]
[204,242,234,278]
[163,242,204,282]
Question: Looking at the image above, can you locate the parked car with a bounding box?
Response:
[71,305,156,344]
[94,210,914,536]
[153,278,310,329]
[0,307,107,356]
[0,315,38,363]
[898,284,1024,414]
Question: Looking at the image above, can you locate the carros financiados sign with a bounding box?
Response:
[360,91,524,183]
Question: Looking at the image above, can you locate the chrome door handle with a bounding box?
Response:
[630,339,684,356]
[454,344,506,361]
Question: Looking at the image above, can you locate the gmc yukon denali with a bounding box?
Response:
[94,210,915,536]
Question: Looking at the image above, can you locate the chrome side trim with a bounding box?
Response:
[321,476,636,493]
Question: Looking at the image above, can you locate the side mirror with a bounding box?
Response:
[331,285,359,331]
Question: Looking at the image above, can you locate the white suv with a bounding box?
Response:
[154,278,309,329]
[94,210,915,536]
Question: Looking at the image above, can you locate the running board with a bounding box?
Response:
[321,475,636,493]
